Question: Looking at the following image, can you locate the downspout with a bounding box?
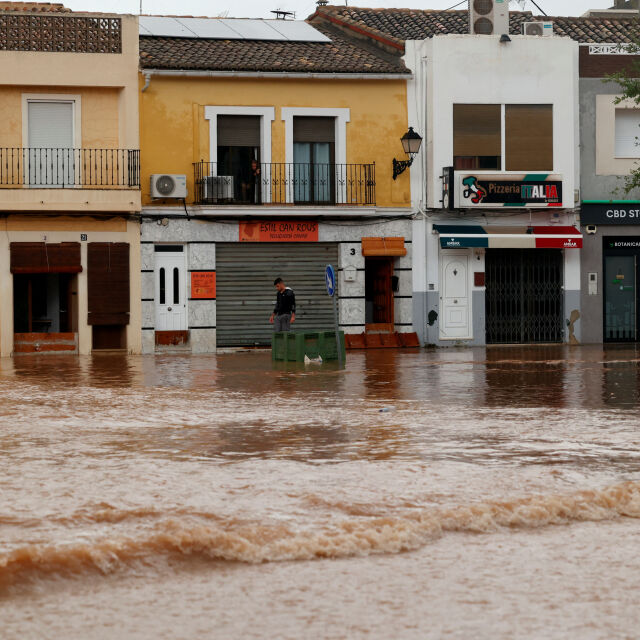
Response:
[141,71,152,92]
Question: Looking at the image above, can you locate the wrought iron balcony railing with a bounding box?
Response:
[193,162,375,206]
[0,148,140,188]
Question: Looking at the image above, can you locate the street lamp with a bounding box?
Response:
[392,127,423,180]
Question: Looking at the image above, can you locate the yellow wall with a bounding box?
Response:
[140,76,411,208]
[0,86,120,148]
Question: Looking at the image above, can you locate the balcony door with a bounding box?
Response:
[217,115,260,204]
[27,101,74,188]
[293,116,335,204]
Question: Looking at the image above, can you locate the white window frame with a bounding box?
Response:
[22,93,82,149]
[281,107,350,204]
[596,95,640,176]
[22,93,82,189]
[204,106,275,204]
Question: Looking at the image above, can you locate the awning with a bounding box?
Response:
[433,225,582,249]
[361,237,407,257]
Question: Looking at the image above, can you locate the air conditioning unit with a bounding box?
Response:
[469,0,509,36]
[150,174,187,199]
[522,21,554,36]
[203,176,234,202]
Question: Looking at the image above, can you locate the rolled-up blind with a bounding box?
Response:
[87,242,130,326]
[293,117,335,143]
[217,115,260,147]
[10,242,81,274]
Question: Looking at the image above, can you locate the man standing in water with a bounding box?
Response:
[269,277,296,331]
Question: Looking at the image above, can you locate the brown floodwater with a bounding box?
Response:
[2,345,640,639]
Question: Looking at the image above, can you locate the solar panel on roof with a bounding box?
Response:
[219,19,283,40]
[139,16,197,38]
[269,20,331,42]
[176,18,240,39]
[138,16,331,43]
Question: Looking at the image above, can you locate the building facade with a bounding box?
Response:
[579,39,640,343]
[0,4,141,356]
[312,4,640,347]
[138,16,413,353]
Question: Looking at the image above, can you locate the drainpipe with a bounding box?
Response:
[141,71,152,92]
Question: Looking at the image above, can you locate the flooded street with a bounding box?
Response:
[2,346,640,639]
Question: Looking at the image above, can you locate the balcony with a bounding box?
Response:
[0,148,141,213]
[193,162,375,207]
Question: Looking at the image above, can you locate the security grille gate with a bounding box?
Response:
[485,249,563,344]
[216,243,339,346]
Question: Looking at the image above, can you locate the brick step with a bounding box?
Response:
[14,332,78,354]
[345,331,420,350]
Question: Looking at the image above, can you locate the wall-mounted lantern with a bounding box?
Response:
[392,127,423,180]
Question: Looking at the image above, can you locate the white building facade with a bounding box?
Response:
[406,34,581,346]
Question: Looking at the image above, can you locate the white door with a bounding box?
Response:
[155,251,187,330]
[28,101,74,187]
[440,252,471,339]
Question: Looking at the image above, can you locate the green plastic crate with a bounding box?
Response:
[271,330,345,362]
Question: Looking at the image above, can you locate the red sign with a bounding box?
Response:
[533,226,582,249]
[191,272,216,299]
[239,220,318,242]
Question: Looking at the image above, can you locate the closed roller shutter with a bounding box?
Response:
[87,242,130,326]
[216,242,339,347]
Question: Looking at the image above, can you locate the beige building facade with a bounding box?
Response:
[0,5,141,355]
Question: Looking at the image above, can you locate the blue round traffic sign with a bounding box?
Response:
[325,264,336,297]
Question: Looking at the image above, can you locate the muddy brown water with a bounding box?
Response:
[2,346,640,639]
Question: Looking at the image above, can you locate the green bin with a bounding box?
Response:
[271,330,345,362]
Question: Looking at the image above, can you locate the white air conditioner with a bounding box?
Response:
[203,176,234,202]
[469,0,509,36]
[150,174,187,199]
[522,21,554,36]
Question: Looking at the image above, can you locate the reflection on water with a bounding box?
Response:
[2,345,640,639]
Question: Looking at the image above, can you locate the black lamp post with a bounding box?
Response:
[392,127,423,180]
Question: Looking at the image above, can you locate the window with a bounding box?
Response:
[27,101,74,187]
[505,105,553,171]
[217,115,261,204]
[453,104,553,171]
[292,116,335,203]
[615,109,640,158]
[453,104,501,170]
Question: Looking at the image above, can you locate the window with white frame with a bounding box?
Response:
[615,109,640,158]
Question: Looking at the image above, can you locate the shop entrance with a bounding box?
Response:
[14,273,76,333]
[365,258,395,332]
[216,242,338,347]
[485,249,563,344]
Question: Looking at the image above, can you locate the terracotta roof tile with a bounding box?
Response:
[313,6,640,45]
[139,21,409,74]
[0,2,69,12]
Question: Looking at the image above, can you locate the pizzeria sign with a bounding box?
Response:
[456,173,563,208]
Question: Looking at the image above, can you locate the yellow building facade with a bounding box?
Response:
[0,6,141,356]
[138,16,415,353]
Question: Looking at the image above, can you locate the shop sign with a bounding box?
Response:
[456,173,563,208]
[581,203,640,225]
[191,272,216,299]
[605,237,640,249]
[239,220,319,242]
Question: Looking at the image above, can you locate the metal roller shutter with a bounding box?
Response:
[216,242,339,346]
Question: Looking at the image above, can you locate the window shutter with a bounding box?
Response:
[293,117,335,143]
[10,242,81,274]
[505,104,553,171]
[615,109,640,158]
[87,243,130,326]
[217,115,260,147]
[28,102,74,149]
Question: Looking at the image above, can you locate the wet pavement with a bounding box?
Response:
[1,346,640,639]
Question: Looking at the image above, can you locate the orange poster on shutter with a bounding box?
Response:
[239,220,319,242]
[191,272,216,299]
